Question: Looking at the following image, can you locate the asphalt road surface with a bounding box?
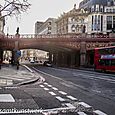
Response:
[25,65,115,115]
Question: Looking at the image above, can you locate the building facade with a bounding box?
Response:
[0,13,5,34]
[56,5,89,34]
[35,18,57,34]
[79,0,115,34]
[35,0,115,35]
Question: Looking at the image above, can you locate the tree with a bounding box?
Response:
[0,0,31,19]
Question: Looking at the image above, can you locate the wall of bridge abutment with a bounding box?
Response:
[49,42,92,68]
[49,51,80,68]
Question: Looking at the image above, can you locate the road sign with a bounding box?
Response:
[16,50,21,58]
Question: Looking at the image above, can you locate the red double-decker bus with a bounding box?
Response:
[94,46,115,72]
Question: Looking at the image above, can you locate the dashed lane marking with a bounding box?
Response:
[52,87,58,91]
[49,92,56,96]
[43,88,49,91]
[66,95,78,101]
[55,96,65,102]
[39,85,45,88]
[58,91,67,95]
[47,84,52,87]
[44,82,48,85]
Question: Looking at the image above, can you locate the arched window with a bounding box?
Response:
[71,25,76,32]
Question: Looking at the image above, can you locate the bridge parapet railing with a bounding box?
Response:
[86,34,109,38]
[3,33,115,39]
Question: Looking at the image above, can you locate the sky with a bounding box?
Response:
[3,0,82,35]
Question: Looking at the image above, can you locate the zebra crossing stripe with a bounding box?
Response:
[77,111,87,115]
[78,102,92,109]
[93,110,107,115]
[55,96,65,102]
[39,85,45,88]
[43,88,49,91]
[52,87,58,90]
[49,92,56,96]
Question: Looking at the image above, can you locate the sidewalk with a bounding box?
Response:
[0,64,44,87]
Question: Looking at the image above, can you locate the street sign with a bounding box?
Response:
[16,50,21,58]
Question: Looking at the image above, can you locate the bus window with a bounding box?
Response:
[111,60,115,66]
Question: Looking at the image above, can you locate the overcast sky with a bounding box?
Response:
[4,0,82,34]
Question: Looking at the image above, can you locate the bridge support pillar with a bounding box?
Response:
[80,42,86,67]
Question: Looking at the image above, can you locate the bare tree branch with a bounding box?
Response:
[0,0,31,20]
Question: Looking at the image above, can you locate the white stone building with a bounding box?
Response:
[35,18,57,34]
[0,13,5,34]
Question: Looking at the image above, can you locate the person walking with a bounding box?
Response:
[0,59,2,69]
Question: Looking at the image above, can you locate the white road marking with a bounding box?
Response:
[78,102,92,108]
[44,82,48,85]
[77,111,87,115]
[49,92,56,96]
[0,94,15,102]
[5,87,17,89]
[93,110,107,115]
[47,84,52,87]
[66,95,77,101]
[0,76,23,81]
[23,65,34,73]
[32,68,62,81]
[59,91,67,95]
[43,88,49,91]
[52,87,58,91]
[0,106,76,114]
[55,96,65,102]
[65,103,76,108]
[39,85,45,88]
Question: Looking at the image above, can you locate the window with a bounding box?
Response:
[101,15,103,31]
[113,16,115,29]
[92,15,94,31]
[71,25,76,32]
[106,8,108,12]
[107,16,112,30]
[100,6,103,12]
[48,22,51,25]
[91,6,94,12]
[94,15,97,30]
[96,5,99,12]
[113,9,115,12]
[97,15,100,30]
[111,60,115,66]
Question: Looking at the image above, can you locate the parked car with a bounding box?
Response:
[30,60,35,63]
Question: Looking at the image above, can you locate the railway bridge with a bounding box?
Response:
[0,33,115,67]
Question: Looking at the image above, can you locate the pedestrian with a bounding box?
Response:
[0,59,1,69]
[16,60,19,70]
